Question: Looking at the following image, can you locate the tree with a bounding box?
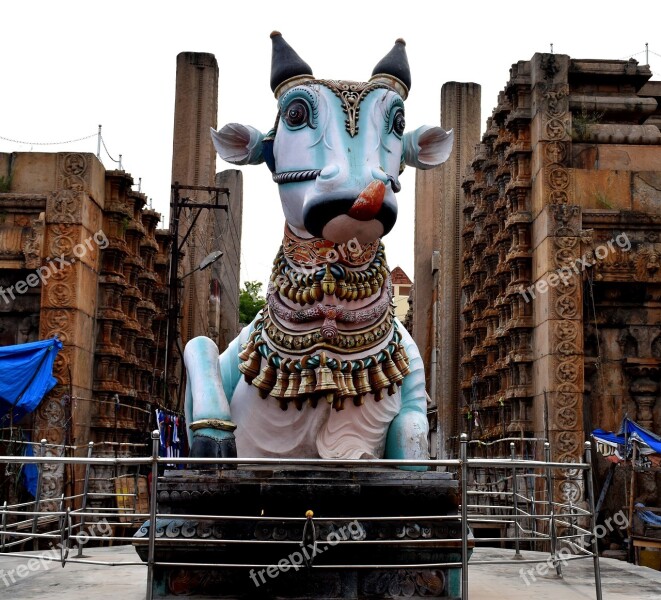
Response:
[239,281,266,325]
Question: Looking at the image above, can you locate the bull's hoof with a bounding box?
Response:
[189,435,237,470]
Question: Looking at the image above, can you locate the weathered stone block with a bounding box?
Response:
[632,172,661,213]
[134,467,466,599]
[573,169,632,210]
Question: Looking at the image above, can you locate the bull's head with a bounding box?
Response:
[212,32,453,244]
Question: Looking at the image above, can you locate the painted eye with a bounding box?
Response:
[283,100,310,129]
[392,109,405,136]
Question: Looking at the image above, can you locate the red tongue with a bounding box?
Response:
[347,180,385,221]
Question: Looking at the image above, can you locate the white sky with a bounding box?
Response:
[2,0,660,289]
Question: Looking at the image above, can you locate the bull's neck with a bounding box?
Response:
[269,225,390,308]
[236,228,410,411]
[261,225,395,355]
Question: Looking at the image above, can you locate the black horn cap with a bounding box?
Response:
[370,38,411,99]
[270,31,314,97]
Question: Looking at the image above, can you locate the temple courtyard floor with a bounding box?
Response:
[0,545,659,599]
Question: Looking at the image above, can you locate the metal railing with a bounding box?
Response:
[0,433,603,600]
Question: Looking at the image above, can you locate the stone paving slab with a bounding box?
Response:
[0,545,659,599]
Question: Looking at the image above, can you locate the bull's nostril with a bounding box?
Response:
[371,167,389,183]
[388,175,401,193]
[319,165,340,179]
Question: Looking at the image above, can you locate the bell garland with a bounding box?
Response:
[270,244,389,306]
[237,312,410,411]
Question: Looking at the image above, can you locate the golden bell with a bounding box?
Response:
[370,277,380,295]
[310,281,323,302]
[252,360,278,399]
[238,339,254,362]
[238,344,262,384]
[393,345,411,378]
[353,360,371,399]
[369,361,390,392]
[382,351,404,386]
[270,360,290,399]
[314,353,337,394]
[321,264,336,296]
[298,367,316,397]
[334,368,350,399]
[284,368,302,399]
[343,367,357,398]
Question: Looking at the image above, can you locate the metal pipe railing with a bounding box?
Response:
[0,435,603,600]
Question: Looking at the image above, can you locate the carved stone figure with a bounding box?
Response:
[184,32,453,463]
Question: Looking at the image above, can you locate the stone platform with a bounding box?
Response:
[133,466,466,598]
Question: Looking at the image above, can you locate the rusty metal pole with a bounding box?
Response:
[460,433,469,600]
[146,430,160,600]
[76,442,94,558]
[511,442,522,558]
[31,439,46,550]
[585,441,603,600]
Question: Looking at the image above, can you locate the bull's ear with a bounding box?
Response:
[402,126,454,169]
[210,124,265,165]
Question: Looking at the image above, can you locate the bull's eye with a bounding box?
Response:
[392,109,405,137]
[283,100,310,129]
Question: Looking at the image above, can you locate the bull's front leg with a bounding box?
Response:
[384,324,429,470]
[184,336,237,466]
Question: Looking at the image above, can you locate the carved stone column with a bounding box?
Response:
[35,152,103,506]
[529,54,585,504]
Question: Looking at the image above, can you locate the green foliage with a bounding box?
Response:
[594,191,614,209]
[572,106,604,142]
[0,174,11,192]
[239,280,266,324]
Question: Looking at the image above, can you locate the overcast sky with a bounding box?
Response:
[2,1,660,287]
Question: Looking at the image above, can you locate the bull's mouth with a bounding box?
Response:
[303,191,397,242]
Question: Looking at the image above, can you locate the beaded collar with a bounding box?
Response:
[236,228,411,412]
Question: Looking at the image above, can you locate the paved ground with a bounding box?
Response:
[0,545,659,599]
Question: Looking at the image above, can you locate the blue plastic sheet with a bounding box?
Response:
[592,417,661,460]
[0,337,62,422]
[21,439,38,497]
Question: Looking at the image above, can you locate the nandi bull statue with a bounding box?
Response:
[184,32,453,464]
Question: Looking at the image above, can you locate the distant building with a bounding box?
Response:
[0,151,172,505]
[443,53,661,512]
[390,266,413,322]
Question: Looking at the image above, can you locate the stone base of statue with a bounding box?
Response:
[133,466,470,599]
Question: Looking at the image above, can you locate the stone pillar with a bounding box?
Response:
[171,52,219,344]
[36,152,104,504]
[414,82,481,458]
[529,54,584,503]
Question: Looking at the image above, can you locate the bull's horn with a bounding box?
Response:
[270,31,314,98]
[369,38,411,100]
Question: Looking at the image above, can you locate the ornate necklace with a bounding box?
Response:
[236,230,411,411]
[238,312,411,412]
[271,227,389,306]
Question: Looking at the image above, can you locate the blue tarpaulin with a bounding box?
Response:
[592,417,661,462]
[0,337,62,422]
[21,438,38,497]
